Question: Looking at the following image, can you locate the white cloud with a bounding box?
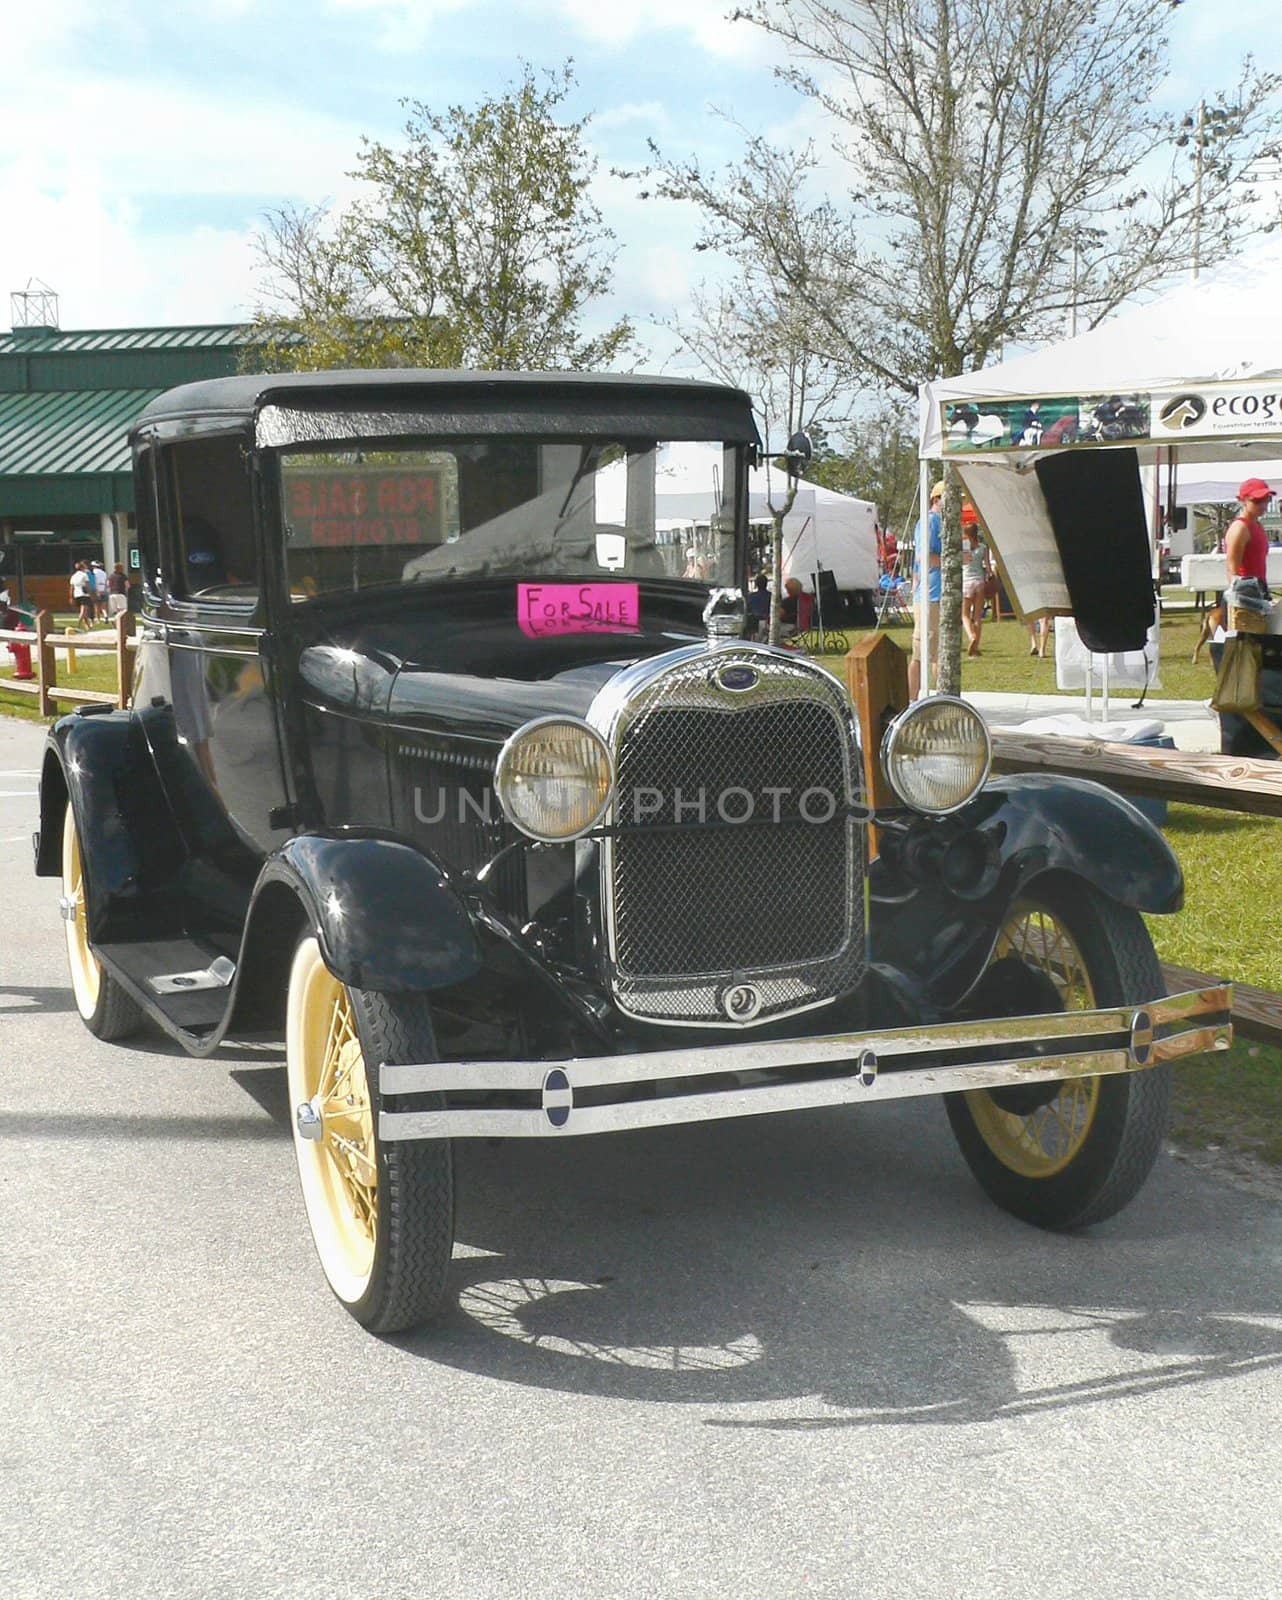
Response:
[546,0,773,59]
[5,71,364,201]
[322,0,473,53]
[0,47,373,328]
[0,180,259,326]
[593,101,673,135]
[313,0,773,59]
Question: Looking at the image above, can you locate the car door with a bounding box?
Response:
[131,431,296,930]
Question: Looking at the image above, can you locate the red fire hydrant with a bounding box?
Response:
[2,600,34,680]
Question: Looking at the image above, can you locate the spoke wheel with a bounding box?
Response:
[963,906,1101,1179]
[286,936,454,1332]
[945,876,1172,1230]
[62,804,100,1018]
[61,806,143,1040]
[287,947,379,1298]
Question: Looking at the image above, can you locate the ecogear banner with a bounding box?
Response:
[942,382,1282,453]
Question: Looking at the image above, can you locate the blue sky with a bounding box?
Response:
[2,0,1277,373]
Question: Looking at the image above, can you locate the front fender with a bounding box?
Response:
[255,831,481,994]
[980,774,1182,911]
[869,774,1182,1011]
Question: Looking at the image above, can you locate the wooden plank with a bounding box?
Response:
[846,634,908,857]
[990,727,1282,819]
[1163,962,1282,1049]
[0,676,39,695]
[46,632,122,652]
[114,610,135,709]
[1244,710,1282,760]
[45,686,119,706]
[36,609,53,718]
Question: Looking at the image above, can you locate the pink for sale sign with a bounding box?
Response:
[517,582,640,639]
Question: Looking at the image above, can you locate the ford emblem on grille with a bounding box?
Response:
[716,664,758,693]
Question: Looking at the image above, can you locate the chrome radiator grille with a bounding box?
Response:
[598,648,865,1026]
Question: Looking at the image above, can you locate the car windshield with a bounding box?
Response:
[278,438,742,602]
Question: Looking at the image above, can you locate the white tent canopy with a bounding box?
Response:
[653,442,880,592]
[917,244,1282,618]
[921,244,1282,463]
[1175,459,1282,506]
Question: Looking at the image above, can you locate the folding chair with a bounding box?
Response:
[877,566,910,626]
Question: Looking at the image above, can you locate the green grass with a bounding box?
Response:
[1154,805,1282,1174]
[1173,1038,1282,1169]
[1146,806,1282,990]
[870,596,1217,701]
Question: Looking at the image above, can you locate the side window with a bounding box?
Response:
[160,435,258,605]
[134,444,164,597]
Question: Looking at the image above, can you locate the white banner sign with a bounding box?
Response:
[1150,382,1282,440]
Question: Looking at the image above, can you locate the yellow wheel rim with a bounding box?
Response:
[965,903,1101,1179]
[61,807,101,1019]
[286,939,378,1303]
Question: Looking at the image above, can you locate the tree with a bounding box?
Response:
[804,400,918,546]
[666,279,850,643]
[649,0,1282,689]
[248,64,635,373]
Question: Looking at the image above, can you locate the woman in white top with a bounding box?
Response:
[960,508,992,658]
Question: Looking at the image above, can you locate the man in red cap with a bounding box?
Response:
[1226,477,1275,586]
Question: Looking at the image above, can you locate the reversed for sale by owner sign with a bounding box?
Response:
[284,464,447,546]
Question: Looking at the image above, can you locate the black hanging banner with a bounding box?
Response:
[1034,447,1154,653]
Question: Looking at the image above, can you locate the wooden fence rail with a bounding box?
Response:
[0,609,136,716]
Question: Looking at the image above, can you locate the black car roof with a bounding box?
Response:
[132,368,758,437]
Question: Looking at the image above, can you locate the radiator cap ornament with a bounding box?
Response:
[703,587,746,645]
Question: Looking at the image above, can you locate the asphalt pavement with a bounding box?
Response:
[3,714,1281,1600]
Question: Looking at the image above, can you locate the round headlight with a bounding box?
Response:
[495,717,614,842]
[882,696,991,814]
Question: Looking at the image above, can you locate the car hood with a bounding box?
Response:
[386,659,629,743]
[296,578,712,745]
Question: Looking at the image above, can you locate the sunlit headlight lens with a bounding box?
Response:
[495,718,614,842]
[882,696,991,814]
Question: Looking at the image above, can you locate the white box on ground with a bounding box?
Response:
[1054,615,1161,693]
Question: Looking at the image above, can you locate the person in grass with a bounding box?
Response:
[1225,477,1274,588]
[960,501,992,658]
[69,561,95,630]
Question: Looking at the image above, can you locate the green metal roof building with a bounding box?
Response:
[0,321,249,607]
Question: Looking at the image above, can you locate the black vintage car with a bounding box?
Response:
[37,370,1230,1333]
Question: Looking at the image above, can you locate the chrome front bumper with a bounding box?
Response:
[376,984,1232,1141]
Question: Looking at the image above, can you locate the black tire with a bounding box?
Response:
[61,805,144,1042]
[285,936,454,1333]
[945,875,1172,1230]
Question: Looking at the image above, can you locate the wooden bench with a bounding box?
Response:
[1163,964,1282,1049]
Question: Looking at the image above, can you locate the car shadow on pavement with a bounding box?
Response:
[0,984,81,1016]
[390,1099,1282,1428]
[0,1111,283,1142]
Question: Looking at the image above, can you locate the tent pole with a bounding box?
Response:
[918,459,931,698]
